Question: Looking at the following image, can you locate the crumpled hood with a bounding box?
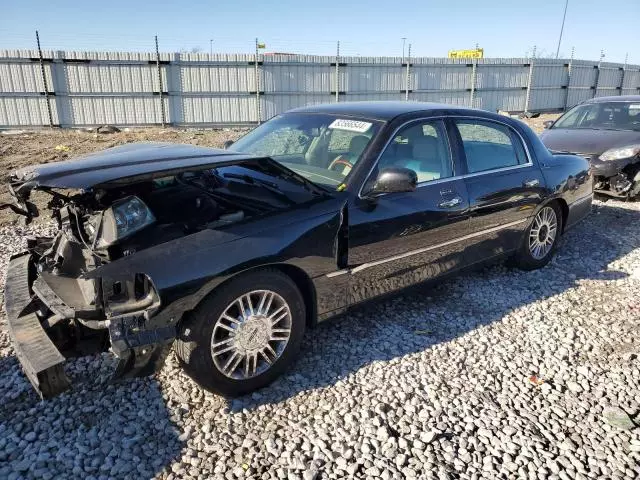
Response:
[11,142,265,190]
[540,128,640,156]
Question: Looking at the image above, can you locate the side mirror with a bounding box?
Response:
[543,120,555,129]
[366,167,417,197]
[222,139,234,150]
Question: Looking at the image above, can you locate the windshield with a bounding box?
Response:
[553,102,640,131]
[229,113,382,188]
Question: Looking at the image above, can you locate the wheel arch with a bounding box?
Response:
[552,197,569,233]
[186,263,318,330]
[531,196,568,233]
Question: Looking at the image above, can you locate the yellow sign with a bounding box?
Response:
[448,48,484,59]
[257,42,266,49]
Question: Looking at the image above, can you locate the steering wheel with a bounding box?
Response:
[328,155,354,172]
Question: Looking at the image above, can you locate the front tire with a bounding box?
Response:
[512,203,563,271]
[175,269,306,397]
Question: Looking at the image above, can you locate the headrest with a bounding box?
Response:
[412,135,439,159]
[349,135,370,156]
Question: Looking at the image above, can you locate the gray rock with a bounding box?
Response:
[566,382,583,394]
[0,197,639,479]
[603,407,636,430]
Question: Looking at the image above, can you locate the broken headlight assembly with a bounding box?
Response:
[599,144,640,161]
[90,196,156,248]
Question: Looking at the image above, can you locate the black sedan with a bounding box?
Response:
[3,102,592,399]
[540,95,640,198]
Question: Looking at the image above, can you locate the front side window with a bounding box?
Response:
[553,102,640,131]
[378,120,453,183]
[455,120,527,174]
[229,113,382,187]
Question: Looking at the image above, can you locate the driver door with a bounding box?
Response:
[347,119,471,304]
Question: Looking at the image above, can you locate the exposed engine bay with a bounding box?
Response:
[2,142,329,398]
[4,161,318,397]
[21,167,291,342]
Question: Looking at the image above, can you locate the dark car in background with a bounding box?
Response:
[3,102,592,399]
[540,96,640,198]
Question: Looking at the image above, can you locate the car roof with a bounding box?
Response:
[287,101,471,121]
[584,95,640,104]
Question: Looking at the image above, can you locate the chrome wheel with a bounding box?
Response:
[210,290,292,379]
[529,206,558,260]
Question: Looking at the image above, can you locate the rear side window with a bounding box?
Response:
[455,120,528,174]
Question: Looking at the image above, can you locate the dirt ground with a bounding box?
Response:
[0,113,560,227]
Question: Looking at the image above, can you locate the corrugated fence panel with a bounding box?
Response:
[181,96,255,125]
[1,50,640,127]
[475,64,528,90]
[262,64,330,93]
[566,88,593,108]
[262,93,328,119]
[476,90,527,112]
[622,69,640,96]
[569,64,597,88]
[64,63,165,93]
[181,65,254,93]
[532,64,567,88]
[0,96,58,126]
[412,91,470,106]
[59,96,168,126]
[413,64,471,92]
[344,65,404,93]
[529,89,565,111]
[343,93,402,102]
[0,62,53,93]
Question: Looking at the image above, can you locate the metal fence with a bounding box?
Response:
[1,48,639,129]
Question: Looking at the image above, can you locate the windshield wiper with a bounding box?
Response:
[262,160,332,196]
[222,172,296,205]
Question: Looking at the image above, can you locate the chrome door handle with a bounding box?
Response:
[523,179,540,187]
[438,196,462,208]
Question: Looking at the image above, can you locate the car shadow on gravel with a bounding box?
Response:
[0,349,184,479]
[229,201,640,411]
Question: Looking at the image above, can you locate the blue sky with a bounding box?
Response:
[1,0,638,63]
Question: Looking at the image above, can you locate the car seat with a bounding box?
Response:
[404,136,443,182]
[346,135,369,164]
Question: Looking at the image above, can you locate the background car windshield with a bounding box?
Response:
[229,114,382,187]
[553,102,640,131]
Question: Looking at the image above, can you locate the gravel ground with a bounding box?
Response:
[0,197,639,480]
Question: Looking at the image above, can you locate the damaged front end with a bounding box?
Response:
[5,197,173,398]
[3,143,324,399]
[590,147,640,198]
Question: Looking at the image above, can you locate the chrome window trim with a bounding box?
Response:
[358,114,535,199]
[324,218,529,277]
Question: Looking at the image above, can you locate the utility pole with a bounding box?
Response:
[210,39,213,56]
[556,0,569,58]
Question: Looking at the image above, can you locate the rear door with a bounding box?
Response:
[451,118,545,262]
[347,119,470,304]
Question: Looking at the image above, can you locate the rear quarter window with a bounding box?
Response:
[455,120,528,173]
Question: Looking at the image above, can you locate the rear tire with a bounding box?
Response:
[175,269,306,397]
[512,202,563,271]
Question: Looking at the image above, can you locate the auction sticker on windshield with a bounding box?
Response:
[328,119,372,133]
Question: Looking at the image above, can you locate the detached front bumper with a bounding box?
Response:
[4,252,176,399]
[4,253,71,398]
